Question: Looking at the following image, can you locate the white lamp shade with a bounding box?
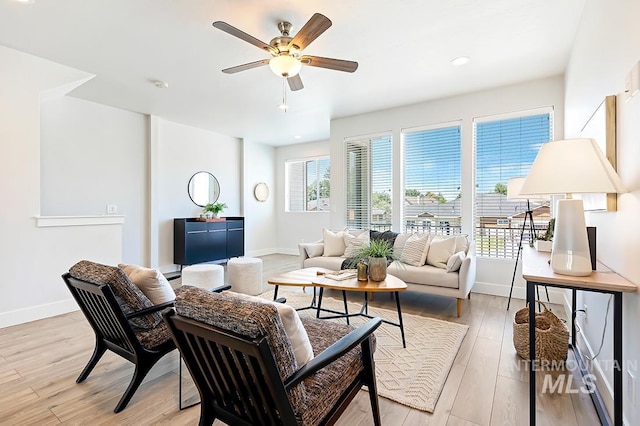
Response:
[519,138,626,196]
[519,138,626,276]
[269,55,302,78]
[506,177,526,200]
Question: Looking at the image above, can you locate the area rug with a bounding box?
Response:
[259,288,469,413]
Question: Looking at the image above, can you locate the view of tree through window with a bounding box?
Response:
[474,110,553,258]
[286,157,330,212]
[403,124,462,235]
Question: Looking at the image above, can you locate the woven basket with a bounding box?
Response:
[513,301,569,362]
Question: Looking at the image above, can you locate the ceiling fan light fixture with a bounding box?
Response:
[269,54,302,78]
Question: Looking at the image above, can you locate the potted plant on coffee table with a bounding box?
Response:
[352,239,398,281]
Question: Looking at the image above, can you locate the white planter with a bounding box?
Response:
[534,240,553,252]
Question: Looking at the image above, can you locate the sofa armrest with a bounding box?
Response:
[458,243,477,297]
[298,239,323,269]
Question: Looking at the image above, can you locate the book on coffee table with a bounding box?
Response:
[323,270,357,281]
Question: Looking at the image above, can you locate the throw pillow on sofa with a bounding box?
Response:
[446,251,466,272]
[118,263,176,304]
[399,234,430,267]
[426,236,457,269]
[343,231,370,258]
[323,228,348,257]
[304,243,324,258]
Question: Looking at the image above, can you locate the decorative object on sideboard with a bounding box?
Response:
[533,218,555,252]
[520,138,626,277]
[188,171,220,207]
[203,202,227,219]
[254,182,269,202]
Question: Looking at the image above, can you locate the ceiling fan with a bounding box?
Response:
[212,13,358,92]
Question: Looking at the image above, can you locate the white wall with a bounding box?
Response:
[40,96,148,265]
[276,140,331,253]
[243,140,277,256]
[564,0,640,420]
[152,118,242,272]
[330,76,565,301]
[0,45,123,328]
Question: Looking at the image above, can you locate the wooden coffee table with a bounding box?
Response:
[266,267,340,313]
[312,274,408,348]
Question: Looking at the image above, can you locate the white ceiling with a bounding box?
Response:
[0,0,585,146]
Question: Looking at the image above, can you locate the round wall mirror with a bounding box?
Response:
[188,171,220,207]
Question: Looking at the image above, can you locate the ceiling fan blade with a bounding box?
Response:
[287,74,304,91]
[213,21,278,55]
[300,55,358,73]
[287,13,332,52]
[222,59,271,74]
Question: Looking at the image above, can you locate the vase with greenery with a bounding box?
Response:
[203,202,227,219]
[352,239,399,281]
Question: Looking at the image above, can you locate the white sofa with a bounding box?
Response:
[298,230,476,317]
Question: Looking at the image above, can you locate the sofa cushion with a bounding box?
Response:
[343,231,370,258]
[118,263,176,305]
[304,256,347,271]
[426,236,457,269]
[399,234,430,267]
[370,230,399,247]
[323,228,348,257]
[303,243,324,258]
[446,251,466,272]
[454,234,470,254]
[388,261,459,289]
[393,232,414,258]
[223,291,314,366]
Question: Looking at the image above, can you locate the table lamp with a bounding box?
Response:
[519,138,626,276]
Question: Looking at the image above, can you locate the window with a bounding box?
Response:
[402,123,462,236]
[474,109,553,258]
[285,157,330,212]
[345,135,392,230]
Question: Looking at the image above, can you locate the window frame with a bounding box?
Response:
[472,106,554,259]
[401,120,463,236]
[284,155,331,213]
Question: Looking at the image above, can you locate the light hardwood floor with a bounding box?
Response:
[0,254,600,425]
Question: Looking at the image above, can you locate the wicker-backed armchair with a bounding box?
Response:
[164,286,382,425]
[62,260,230,413]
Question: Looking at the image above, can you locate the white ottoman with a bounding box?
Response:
[227,257,263,295]
[181,264,225,290]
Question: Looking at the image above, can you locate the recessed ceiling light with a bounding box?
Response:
[294,135,301,139]
[152,80,169,88]
[12,0,35,4]
[451,56,470,66]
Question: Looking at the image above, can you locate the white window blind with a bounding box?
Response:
[285,157,330,212]
[474,110,553,258]
[402,124,462,235]
[345,135,392,230]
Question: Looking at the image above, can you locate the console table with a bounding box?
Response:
[522,247,636,426]
[173,217,244,267]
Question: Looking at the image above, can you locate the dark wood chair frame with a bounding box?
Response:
[63,271,230,413]
[163,309,382,426]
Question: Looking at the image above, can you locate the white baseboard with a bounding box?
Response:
[473,280,566,304]
[246,248,299,257]
[0,298,79,329]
